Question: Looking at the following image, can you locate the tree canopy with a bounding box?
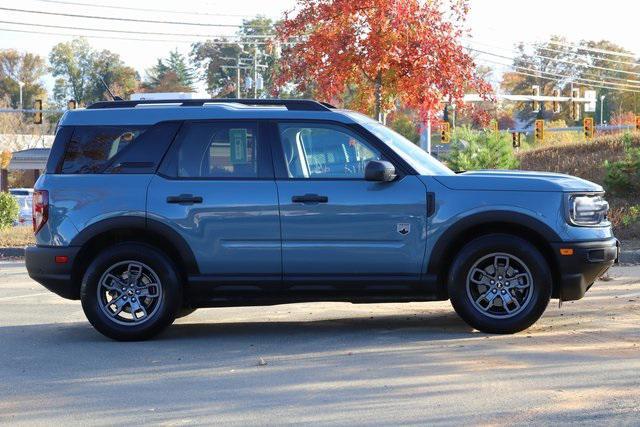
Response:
[275,0,490,121]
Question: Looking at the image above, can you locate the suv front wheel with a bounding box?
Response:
[80,243,182,341]
[448,234,552,334]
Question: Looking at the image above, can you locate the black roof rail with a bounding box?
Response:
[86,98,333,112]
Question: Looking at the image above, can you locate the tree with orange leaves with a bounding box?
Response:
[275,0,490,123]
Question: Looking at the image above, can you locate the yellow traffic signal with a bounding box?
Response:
[636,116,640,131]
[534,119,544,143]
[490,120,498,133]
[552,88,561,114]
[512,132,521,148]
[532,85,540,112]
[33,99,43,124]
[440,122,451,144]
[583,117,594,140]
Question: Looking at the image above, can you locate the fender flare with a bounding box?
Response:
[70,216,199,275]
[427,210,561,278]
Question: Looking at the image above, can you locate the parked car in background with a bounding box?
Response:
[9,188,33,227]
[25,99,618,341]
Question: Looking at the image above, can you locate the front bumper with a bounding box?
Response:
[25,246,81,300]
[551,237,619,301]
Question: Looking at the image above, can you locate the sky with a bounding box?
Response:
[1,0,639,93]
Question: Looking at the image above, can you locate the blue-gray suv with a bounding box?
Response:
[26,99,618,340]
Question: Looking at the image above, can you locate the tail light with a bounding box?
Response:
[33,190,49,234]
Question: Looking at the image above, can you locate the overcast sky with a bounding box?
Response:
[1,0,638,92]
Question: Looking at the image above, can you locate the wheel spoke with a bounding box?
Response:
[106,295,127,317]
[493,255,510,276]
[512,273,531,289]
[470,268,491,285]
[476,291,499,311]
[127,263,143,285]
[137,283,160,298]
[102,274,126,291]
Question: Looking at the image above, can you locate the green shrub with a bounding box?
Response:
[604,133,640,195]
[0,192,19,229]
[447,127,519,171]
[621,205,640,227]
[389,113,420,144]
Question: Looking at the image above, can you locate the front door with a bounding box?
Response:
[148,120,281,279]
[272,121,428,282]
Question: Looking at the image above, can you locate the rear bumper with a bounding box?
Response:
[25,246,81,300]
[552,238,619,301]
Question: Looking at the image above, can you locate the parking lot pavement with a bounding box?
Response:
[0,261,638,426]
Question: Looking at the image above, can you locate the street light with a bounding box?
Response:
[600,95,606,126]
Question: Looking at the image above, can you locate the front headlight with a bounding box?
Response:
[567,194,609,226]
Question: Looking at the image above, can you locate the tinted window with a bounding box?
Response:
[279,123,383,179]
[9,190,30,196]
[170,122,259,178]
[61,126,147,174]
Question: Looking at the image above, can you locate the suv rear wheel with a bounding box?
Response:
[448,234,552,334]
[80,243,182,341]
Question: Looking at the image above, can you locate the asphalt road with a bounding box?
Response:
[0,261,639,426]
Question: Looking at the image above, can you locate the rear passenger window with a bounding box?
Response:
[61,126,147,174]
[169,122,258,178]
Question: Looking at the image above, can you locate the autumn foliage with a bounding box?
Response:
[275,0,490,122]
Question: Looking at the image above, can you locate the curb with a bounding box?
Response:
[0,247,26,258]
[618,249,640,265]
[3,247,640,264]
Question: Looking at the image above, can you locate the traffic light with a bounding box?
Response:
[583,117,595,140]
[440,122,451,144]
[33,99,42,124]
[552,88,561,114]
[570,88,580,121]
[490,120,498,133]
[534,119,544,143]
[512,132,521,148]
[636,116,640,131]
[67,99,77,110]
[532,85,540,112]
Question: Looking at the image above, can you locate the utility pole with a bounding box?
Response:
[221,52,251,99]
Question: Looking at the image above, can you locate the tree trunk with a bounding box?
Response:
[374,71,383,122]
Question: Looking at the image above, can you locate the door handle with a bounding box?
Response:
[291,194,329,204]
[166,194,203,205]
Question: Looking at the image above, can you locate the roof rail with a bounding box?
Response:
[86,98,333,112]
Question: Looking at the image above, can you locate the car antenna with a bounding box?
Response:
[97,75,123,101]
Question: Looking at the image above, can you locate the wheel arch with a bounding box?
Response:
[70,217,199,296]
[427,211,562,299]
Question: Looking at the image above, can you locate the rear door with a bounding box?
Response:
[148,120,281,279]
[271,121,428,283]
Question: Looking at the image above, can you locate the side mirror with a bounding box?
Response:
[365,160,396,182]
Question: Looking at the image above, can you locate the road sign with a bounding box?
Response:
[584,90,597,112]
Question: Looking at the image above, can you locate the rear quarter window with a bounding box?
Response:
[61,126,148,174]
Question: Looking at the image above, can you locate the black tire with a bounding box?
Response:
[176,308,197,319]
[80,242,183,341]
[448,234,552,334]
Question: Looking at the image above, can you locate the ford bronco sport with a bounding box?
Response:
[26,99,618,341]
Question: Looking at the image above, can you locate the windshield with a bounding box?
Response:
[345,111,454,176]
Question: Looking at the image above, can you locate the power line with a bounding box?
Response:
[465,40,640,85]
[467,38,640,69]
[29,0,257,18]
[469,46,640,78]
[475,57,640,93]
[0,27,278,45]
[478,26,639,58]
[0,19,279,39]
[0,6,273,28]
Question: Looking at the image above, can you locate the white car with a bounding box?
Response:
[9,188,34,227]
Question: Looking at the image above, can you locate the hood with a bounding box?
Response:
[433,170,603,192]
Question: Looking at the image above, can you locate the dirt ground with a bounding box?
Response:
[0,261,638,425]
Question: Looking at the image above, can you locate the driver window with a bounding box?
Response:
[278,123,383,179]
